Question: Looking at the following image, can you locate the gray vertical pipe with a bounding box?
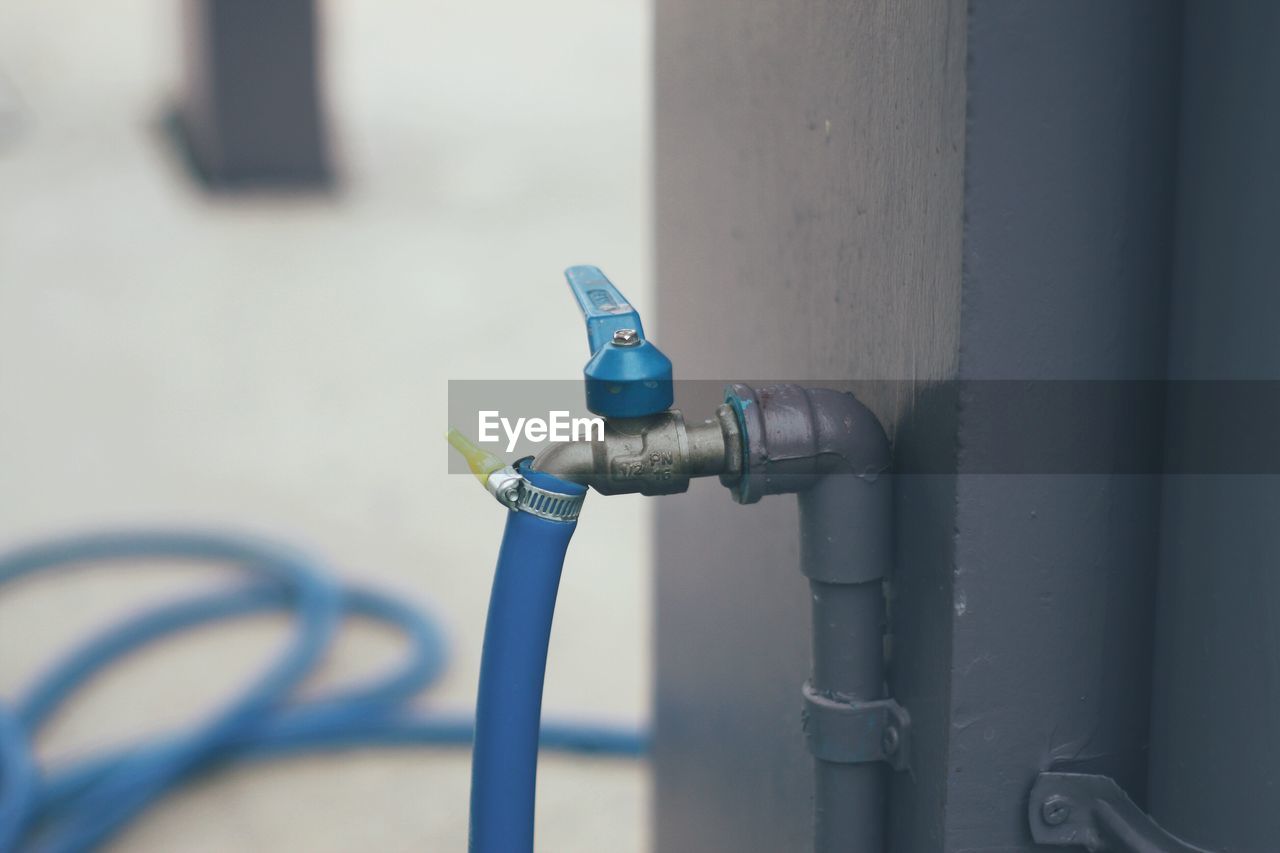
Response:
[733,385,893,851]
[804,473,892,852]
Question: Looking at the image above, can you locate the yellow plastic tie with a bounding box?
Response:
[447,428,506,486]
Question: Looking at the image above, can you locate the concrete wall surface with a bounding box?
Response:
[653,0,966,849]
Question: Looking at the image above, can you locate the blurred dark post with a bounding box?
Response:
[173,0,333,189]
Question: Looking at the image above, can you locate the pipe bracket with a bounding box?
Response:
[1029,773,1216,853]
[801,681,910,771]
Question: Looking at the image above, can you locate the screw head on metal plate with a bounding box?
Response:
[1040,795,1072,827]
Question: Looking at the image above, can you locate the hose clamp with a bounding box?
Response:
[515,479,585,522]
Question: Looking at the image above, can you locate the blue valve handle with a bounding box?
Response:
[563,265,674,418]
[565,265,646,354]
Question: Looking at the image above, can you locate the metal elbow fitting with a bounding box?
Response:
[722,383,891,504]
[532,405,742,496]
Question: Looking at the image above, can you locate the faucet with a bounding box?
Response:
[531,264,741,495]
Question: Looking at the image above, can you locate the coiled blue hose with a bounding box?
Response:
[0,528,643,852]
[468,465,588,853]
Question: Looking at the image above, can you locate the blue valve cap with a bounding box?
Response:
[583,339,674,418]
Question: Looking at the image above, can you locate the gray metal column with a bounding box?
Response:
[1148,3,1280,851]
[939,4,1181,849]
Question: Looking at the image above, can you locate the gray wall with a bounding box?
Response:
[654,2,1183,851]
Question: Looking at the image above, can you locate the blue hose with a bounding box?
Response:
[0,527,642,853]
[469,465,588,853]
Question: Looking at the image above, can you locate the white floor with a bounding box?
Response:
[0,1,652,849]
